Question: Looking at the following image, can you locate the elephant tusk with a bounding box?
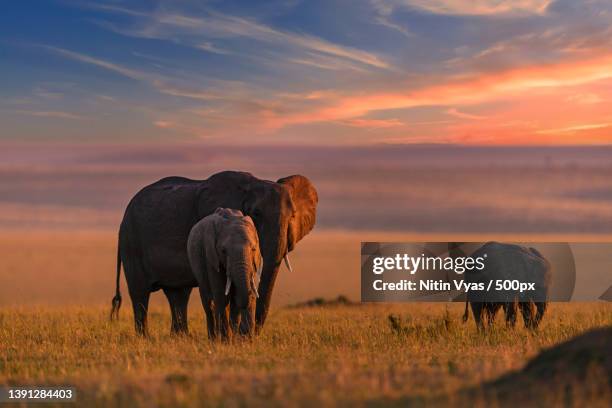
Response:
[252,275,259,298]
[257,260,263,281]
[284,254,293,273]
[225,276,231,296]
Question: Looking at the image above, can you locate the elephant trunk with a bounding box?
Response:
[228,252,257,337]
[255,230,287,330]
[241,296,257,337]
[228,257,250,307]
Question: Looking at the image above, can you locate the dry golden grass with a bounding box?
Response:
[1,303,610,407]
[1,231,611,406]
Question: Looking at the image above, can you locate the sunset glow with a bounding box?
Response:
[1,1,611,145]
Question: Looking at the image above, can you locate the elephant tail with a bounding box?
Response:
[110,244,122,321]
[462,299,469,323]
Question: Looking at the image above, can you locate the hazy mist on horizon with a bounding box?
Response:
[1,143,611,234]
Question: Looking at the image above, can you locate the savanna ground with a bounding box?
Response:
[1,303,611,407]
[1,231,611,406]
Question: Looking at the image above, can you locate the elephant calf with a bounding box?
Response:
[463,242,551,330]
[187,208,263,341]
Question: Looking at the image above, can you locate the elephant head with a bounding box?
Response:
[196,172,318,329]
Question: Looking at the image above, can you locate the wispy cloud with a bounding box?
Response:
[339,118,405,128]
[385,0,552,16]
[375,15,414,37]
[41,41,340,131]
[33,87,64,100]
[287,53,369,72]
[42,46,208,101]
[90,5,391,70]
[370,0,414,37]
[565,93,604,105]
[12,110,85,120]
[36,37,612,144]
[447,23,612,74]
[95,95,116,102]
[536,123,612,134]
[153,84,223,101]
[43,45,149,81]
[446,108,486,120]
[269,54,612,128]
[196,42,231,55]
[6,0,612,145]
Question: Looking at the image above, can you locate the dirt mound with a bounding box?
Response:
[379,326,612,407]
[600,285,612,301]
[480,326,612,406]
[287,295,356,308]
[519,326,612,381]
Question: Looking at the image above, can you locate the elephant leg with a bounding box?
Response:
[533,302,547,329]
[238,314,250,336]
[222,303,232,341]
[504,302,517,328]
[231,297,254,337]
[520,302,535,329]
[212,291,232,341]
[230,299,250,337]
[123,254,151,336]
[255,262,280,330]
[198,287,216,340]
[163,287,192,334]
[471,302,484,331]
[129,289,150,336]
[486,303,500,327]
[215,303,232,341]
[205,302,216,340]
[229,297,242,335]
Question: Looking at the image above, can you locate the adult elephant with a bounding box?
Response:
[110,171,318,335]
[462,242,551,331]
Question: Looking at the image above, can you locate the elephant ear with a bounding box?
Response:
[277,175,318,251]
[188,214,222,289]
[202,214,222,286]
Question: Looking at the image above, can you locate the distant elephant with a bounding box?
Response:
[187,208,263,340]
[110,171,317,336]
[462,242,551,330]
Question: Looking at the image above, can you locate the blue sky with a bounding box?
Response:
[1,0,612,144]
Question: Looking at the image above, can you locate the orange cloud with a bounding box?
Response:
[446,108,486,120]
[339,118,404,129]
[269,54,612,131]
[146,53,612,144]
[437,86,612,145]
[565,93,604,105]
[536,123,612,135]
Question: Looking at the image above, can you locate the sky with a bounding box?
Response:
[1,0,612,145]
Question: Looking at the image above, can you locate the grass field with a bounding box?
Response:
[1,231,611,406]
[1,303,611,407]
